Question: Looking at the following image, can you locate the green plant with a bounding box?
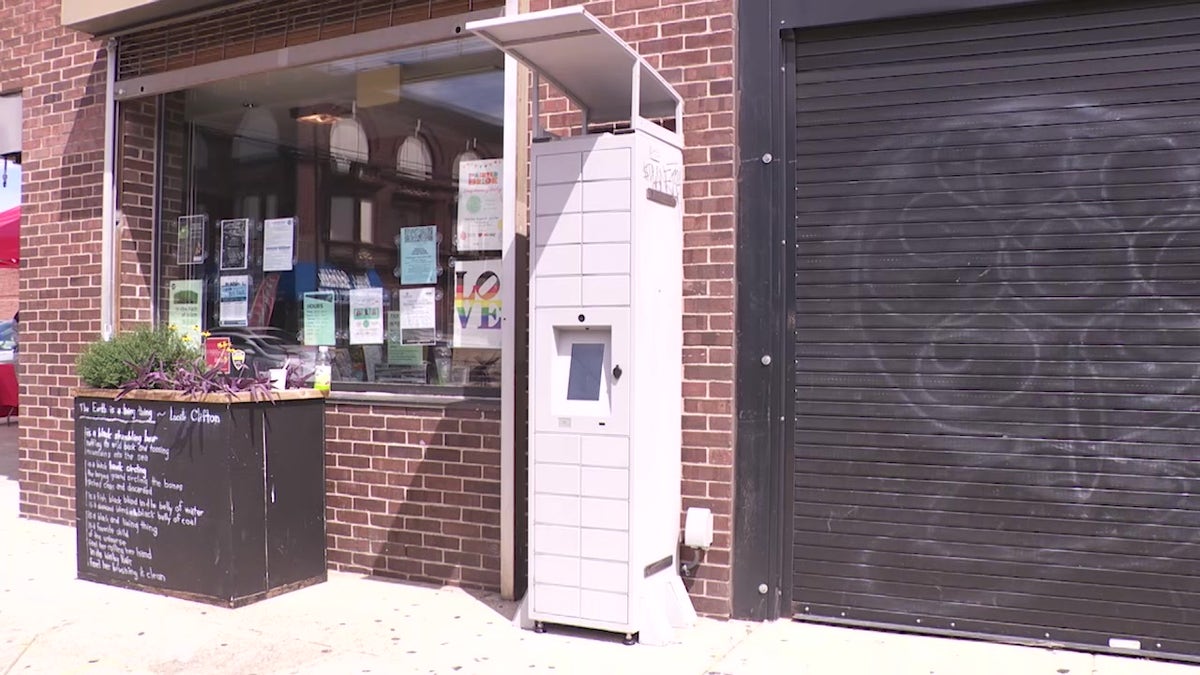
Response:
[76,326,197,389]
[76,325,278,399]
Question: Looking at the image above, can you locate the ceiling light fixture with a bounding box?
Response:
[296,112,340,125]
[291,104,352,125]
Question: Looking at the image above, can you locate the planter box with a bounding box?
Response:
[73,388,327,607]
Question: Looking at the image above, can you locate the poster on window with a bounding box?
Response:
[399,287,437,345]
[386,312,424,365]
[177,214,207,264]
[398,225,438,285]
[262,217,295,271]
[452,258,501,349]
[349,287,384,345]
[219,218,250,271]
[205,336,231,373]
[456,159,502,252]
[218,275,250,326]
[302,292,336,346]
[167,279,203,346]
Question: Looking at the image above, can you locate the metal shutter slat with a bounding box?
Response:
[793,2,1200,660]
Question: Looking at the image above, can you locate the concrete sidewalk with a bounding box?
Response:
[1,422,1196,674]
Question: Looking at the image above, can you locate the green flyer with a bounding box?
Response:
[168,279,203,347]
[386,311,423,365]
[302,291,336,346]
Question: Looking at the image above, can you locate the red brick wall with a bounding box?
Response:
[325,402,502,590]
[116,98,157,325]
[2,0,737,613]
[0,268,18,318]
[0,0,107,523]
[528,0,737,618]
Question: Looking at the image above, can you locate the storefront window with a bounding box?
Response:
[157,38,505,394]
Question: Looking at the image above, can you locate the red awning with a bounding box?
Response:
[0,206,17,268]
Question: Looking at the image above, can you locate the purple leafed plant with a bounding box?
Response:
[117,359,276,402]
[78,325,311,401]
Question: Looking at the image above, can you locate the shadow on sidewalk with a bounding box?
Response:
[460,586,519,622]
[353,574,520,624]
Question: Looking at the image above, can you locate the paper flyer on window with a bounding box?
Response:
[302,292,336,346]
[167,279,203,346]
[398,225,438,285]
[262,217,295,271]
[386,312,423,365]
[218,275,250,327]
[398,287,436,344]
[219,218,250,271]
[348,287,384,345]
[452,258,501,348]
[177,214,207,264]
[205,336,231,373]
[456,159,502,251]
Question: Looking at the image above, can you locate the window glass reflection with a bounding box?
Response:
[159,38,505,391]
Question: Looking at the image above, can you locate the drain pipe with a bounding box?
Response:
[100,39,118,340]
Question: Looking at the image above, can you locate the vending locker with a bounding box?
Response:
[470,6,694,645]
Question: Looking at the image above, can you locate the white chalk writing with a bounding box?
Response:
[78,400,218,584]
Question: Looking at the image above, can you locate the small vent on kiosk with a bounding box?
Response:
[116,0,502,81]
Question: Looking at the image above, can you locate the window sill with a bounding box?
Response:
[326,389,500,411]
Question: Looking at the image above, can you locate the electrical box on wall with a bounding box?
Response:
[469,7,693,645]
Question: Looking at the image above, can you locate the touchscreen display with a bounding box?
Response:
[566,342,605,401]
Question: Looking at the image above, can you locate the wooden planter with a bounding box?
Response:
[73,388,327,607]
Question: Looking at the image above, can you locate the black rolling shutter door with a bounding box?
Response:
[793,0,1200,660]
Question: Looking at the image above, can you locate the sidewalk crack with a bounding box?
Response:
[3,620,68,675]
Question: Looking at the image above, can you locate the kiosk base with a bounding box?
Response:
[640,572,698,646]
[515,571,697,646]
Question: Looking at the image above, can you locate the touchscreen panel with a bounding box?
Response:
[566,342,605,401]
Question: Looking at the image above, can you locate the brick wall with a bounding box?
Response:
[0,268,18,318]
[324,402,502,589]
[527,0,737,617]
[117,97,157,325]
[0,0,107,523]
[2,0,737,612]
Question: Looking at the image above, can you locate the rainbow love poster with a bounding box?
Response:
[453,258,501,348]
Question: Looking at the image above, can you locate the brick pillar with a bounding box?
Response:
[0,0,108,523]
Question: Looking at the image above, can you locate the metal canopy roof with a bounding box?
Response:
[466,7,682,126]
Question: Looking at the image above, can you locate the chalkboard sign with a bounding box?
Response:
[73,391,326,606]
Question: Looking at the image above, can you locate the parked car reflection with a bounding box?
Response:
[0,315,18,419]
[0,316,17,363]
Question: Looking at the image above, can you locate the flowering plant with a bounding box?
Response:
[75,325,277,399]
